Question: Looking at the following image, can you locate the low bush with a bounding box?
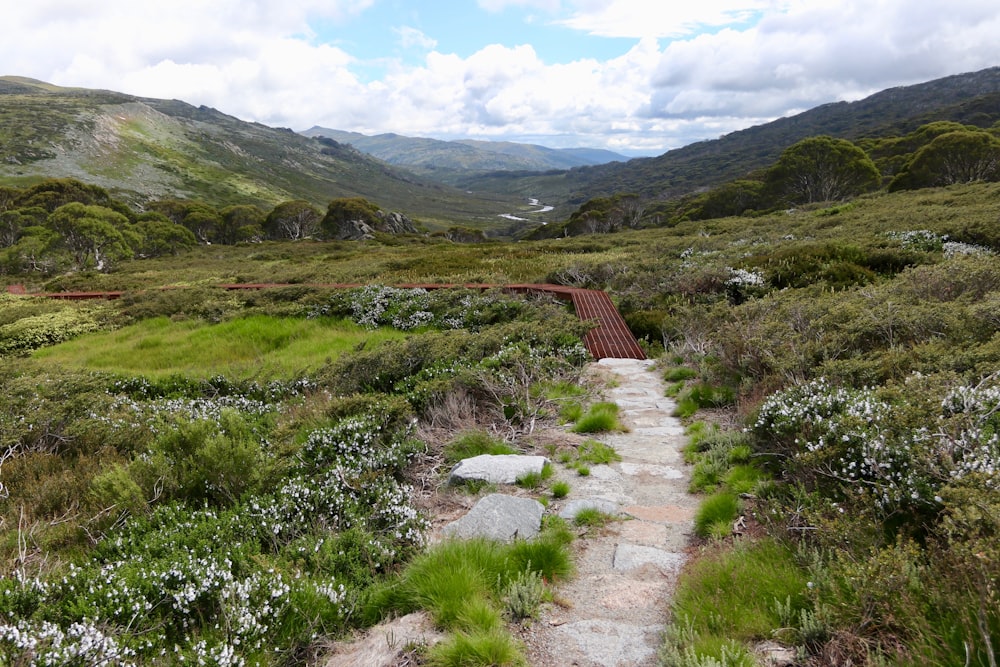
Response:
[502,569,547,621]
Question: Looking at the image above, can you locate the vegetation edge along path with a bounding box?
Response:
[7,282,646,360]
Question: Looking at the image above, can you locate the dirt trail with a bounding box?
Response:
[522,358,697,667]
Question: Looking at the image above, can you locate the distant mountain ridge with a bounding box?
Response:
[299,127,627,180]
[454,66,1000,213]
[0,76,520,228]
[4,67,1000,233]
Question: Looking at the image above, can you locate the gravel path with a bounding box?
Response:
[522,358,697,667]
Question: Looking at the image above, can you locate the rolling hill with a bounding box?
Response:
[455,66,1000,215]
[0,76,521,229]
[5,67,1000,232]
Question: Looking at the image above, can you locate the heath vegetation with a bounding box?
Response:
[2,120,1000,665]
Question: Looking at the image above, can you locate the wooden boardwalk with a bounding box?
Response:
[7,282,645,360]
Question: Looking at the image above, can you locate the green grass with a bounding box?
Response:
[663,366,698,382]
[363,523,573,665]
[689,458,726,494]
[426,630,525,666]
[577,439,622,465]
[669,538,809,645]
[724,465,767,495]
[558,401,584,423]
[694,491,741,539]
[32,315,405,379]
[572,507,615,529]
[444,430,517,464]
[571,401,624,433]
[672,382,737,418]
[550,480,570,498]
[533,379,587,401]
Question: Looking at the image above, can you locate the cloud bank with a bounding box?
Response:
[2,0,999,154]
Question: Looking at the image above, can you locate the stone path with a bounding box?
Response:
[325,357,693,666]
[522,357,697,667]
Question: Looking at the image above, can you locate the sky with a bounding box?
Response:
[4,1,1000,156]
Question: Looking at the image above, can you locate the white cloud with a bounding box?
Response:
[2,0,1000,153]
[557,0,786,38]
[477,0,562,12]
[394,26,438,50]
[643,0,1000,127]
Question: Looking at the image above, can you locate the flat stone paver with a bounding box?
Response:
[442,493,545,541]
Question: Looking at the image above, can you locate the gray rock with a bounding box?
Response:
[441,494,544,541]
[552,620,660,665]
[558,498,620,521]
[375,210,417,234]
[329,210,417,240]
[448,454,548,485]
[612,543,685,573]
[755,641,798,666]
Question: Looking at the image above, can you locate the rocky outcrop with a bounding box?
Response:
[329,210,417,240]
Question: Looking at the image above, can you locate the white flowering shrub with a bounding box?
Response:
[752,378,933,512]
[725,267,765,287]
[942,240,994,257]
[752,375,1000,515]
[309,285,533,332]
[886,229,945,252]
[939,379,1000,487]
[0,289,590,665]
[0,399,427,665]
[724,267,767,304]
[0,619,135,666]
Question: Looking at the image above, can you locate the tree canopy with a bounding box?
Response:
[46,203,131,270]
[264,200,321,241]
[764,136,881,205]
[321,197,381,238]
[889,130,1000,191]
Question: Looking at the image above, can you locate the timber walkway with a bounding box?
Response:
[6,282,645,360]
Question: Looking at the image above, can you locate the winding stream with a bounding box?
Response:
[498,197,553,221]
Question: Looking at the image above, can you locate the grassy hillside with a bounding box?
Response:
[0,77,519,228]
[459,66,1000,212]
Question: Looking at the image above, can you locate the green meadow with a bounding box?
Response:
[32,314,405,379]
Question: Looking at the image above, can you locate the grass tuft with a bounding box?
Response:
[550,480,570,499]
[572,507,615,529]
[571,401,624,433]
[577,439,622,465]
[444,430,517,464]
[694,491,741,539]
[426,630,525,667]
